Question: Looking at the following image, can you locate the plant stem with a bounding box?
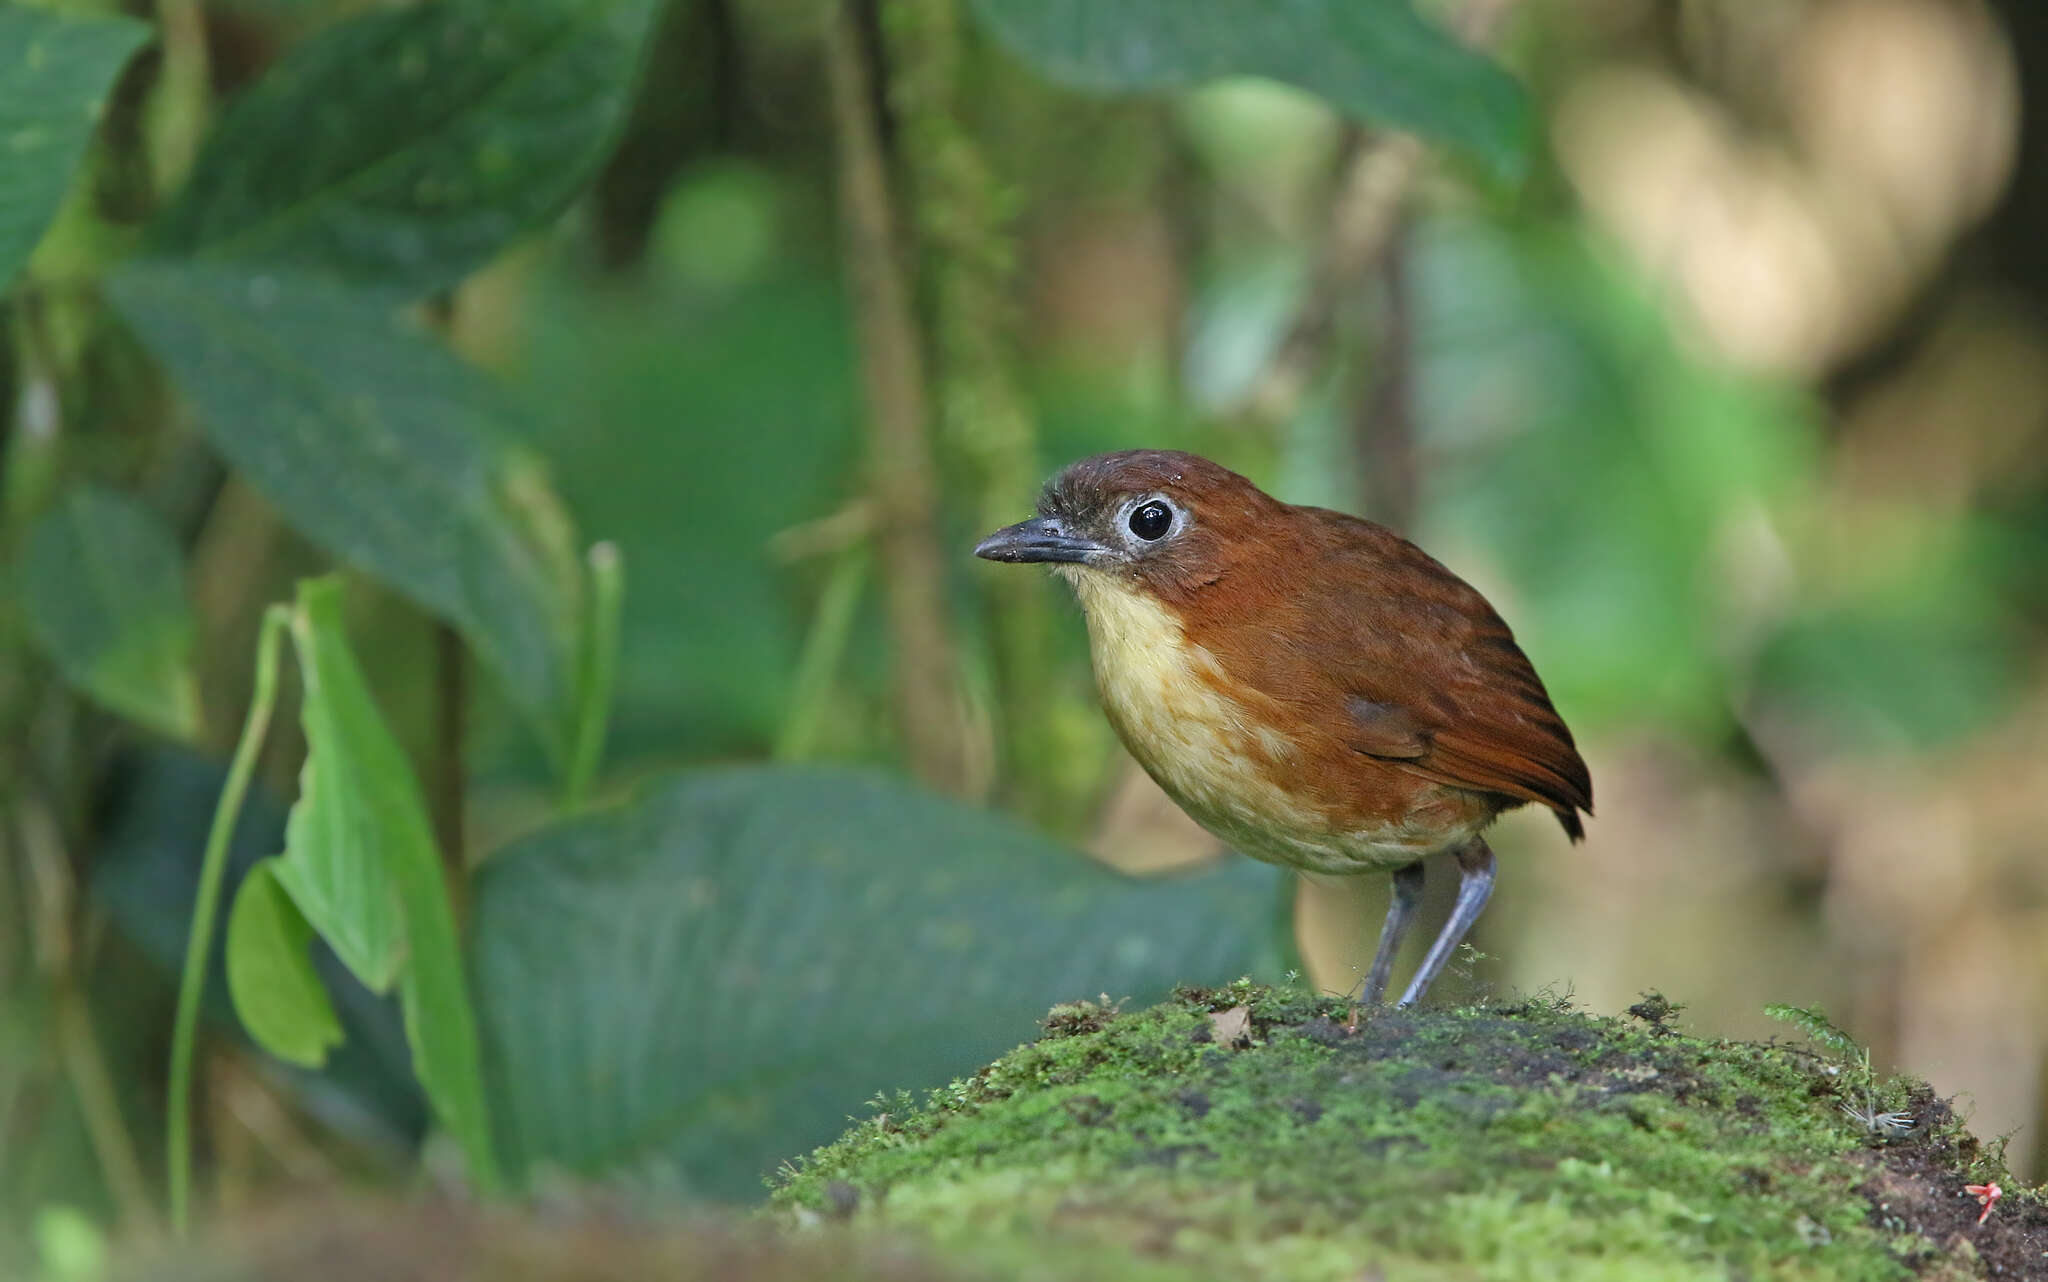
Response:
[16,798,160,1231]
[56,978,159,1230]
[167,604,290,1237]
[431,620,466,884]
[1356,225,1417,532]
[147,0,212,198]
[882,0,1057,811]
[1253,0,1524,417]
[823,0,971,794]
[776,546,870,762]
[562,542,623,810]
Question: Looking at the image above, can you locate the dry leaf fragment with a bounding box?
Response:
[1208,1005,1253,1048]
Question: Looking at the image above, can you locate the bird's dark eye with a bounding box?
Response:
[1128,500,1173,541]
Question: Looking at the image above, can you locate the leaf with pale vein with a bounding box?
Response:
[271,577,500,1186]
[0,6,149,288]
[473,766,1286,1198]
[148,0,659,297]
[106,262,583,761]
[967,0,1530,180]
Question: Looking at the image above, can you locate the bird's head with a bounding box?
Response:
[973,450,1280,601]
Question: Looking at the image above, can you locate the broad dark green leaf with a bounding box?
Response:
[226,858,344,1069]
[968,0,1529,181]
[106,261,583,761]
[275,577,500,1188]
[0,6,149,289]
[148,0,658,296]
[18,485,200,740]
[472,766,1287,1198]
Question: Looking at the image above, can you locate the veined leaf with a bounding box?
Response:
[271,577,500,1187]
[967,0,1530,181]
[106,261,584,763]
[148,0,660,297]
[226,858,344,1069]
[19,485,201,740]
[472,766,1286,1197]
[0,5,150,288]
[268,600,412,994]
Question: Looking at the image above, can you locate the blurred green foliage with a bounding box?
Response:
[0,6,147,288]
[968,0,1531,178]
[513,258,860,761]
[18,486,200,740]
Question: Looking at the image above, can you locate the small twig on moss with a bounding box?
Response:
[1839,1097,1916,1139]
[1627,991,1685,1031]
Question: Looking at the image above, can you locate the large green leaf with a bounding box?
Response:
[0,5,149,289]
[471,766,1287,1198]
[18,485,200,740]
[271,577,499,1187]
[148,0,658,296]
[106,261,583,761]
[967,0,1529,181]
[226,857,344,1070]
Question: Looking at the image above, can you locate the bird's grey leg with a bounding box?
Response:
[1359,862,1427,1005]
[1396,838,1496,1008]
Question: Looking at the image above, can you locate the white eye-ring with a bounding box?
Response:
[1124,496,1176,542]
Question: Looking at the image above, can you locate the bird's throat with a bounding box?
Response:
[1062,570,1322,860]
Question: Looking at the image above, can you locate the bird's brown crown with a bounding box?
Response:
[1032,450,1283,602]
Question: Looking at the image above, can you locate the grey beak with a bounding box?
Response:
[974,518,1108,565]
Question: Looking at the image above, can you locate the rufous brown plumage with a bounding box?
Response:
[976,449,1591,1007]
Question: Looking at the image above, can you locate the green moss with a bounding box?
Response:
[774,984,2044,1281]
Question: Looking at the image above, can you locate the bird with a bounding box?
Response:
[974,449,1591,1007]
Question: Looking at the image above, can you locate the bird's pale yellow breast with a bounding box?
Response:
[1060,567,1446,873]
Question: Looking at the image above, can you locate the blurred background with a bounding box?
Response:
[5,0,2048,1266]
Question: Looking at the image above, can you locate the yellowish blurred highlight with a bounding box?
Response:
[1555,0,2018,375]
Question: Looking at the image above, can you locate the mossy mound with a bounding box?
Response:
[774,983,2047,1282]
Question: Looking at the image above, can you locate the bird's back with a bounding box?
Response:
[1167,504,1592,844]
